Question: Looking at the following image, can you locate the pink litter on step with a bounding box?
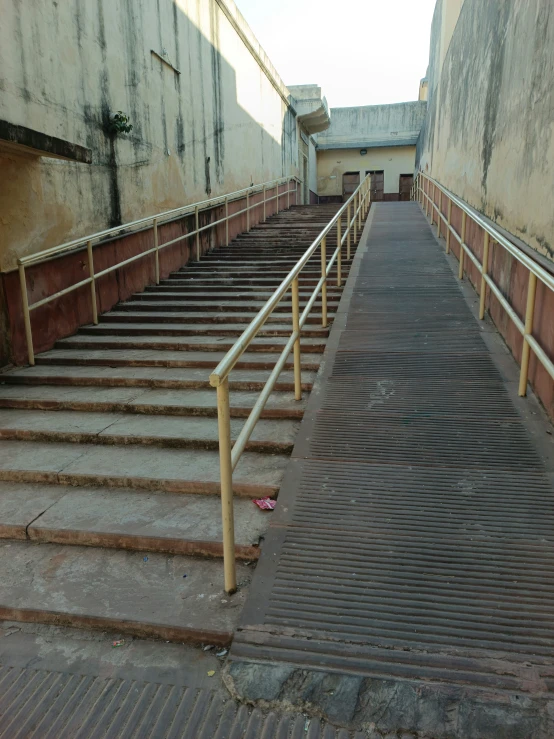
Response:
[253,498,276,510]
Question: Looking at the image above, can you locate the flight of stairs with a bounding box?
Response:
[0,204,358,644]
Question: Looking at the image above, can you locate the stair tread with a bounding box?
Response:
[0,409,300,449]
[34,348,321,368]
[0,481,268,551]
[2,364,316,387]
[0,539,250,642]
[55,334,325,351]
[0,440,288,495]
[80,322,328,333]
[0,384,308,413]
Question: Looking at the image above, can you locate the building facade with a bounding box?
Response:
[315,102,427,202]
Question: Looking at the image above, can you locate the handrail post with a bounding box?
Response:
[337,214,342,287]
[458,211,467,279]
[353,194,358,243]
[291,277,302,401]
[518,271,537,397]
[358,192,362,229]
[246,190,250,232]
[216,378,237,594]
[195,206,200,261]
[87,239,98,325]
[276,185,280,215]
[153,219,160,284]
[346,202,351,260]
[18,264,35,366]
[263,185,266,222]
[479,231,490,319]
[437,190,442,237]
[287,179,290,210]
[225,197,229,246]
[446,199,452,253]
[321,236,328,328]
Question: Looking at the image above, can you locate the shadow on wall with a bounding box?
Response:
[0,0,299,366]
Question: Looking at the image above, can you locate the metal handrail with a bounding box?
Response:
[210,175,372,593]
[17,175,299,365]
[414,171,554,398]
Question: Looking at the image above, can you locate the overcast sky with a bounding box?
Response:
[233,0,437,108]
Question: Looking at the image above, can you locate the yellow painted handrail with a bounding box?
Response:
[210,175,371,593]
[414,171,554,398]
[17,175,299,365]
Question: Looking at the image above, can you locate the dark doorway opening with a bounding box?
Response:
[366,170,384,201]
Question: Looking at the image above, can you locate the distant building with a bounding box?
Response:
[314,102,427,202]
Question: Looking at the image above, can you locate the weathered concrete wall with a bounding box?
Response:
[316,102,427,150]
[317,146,416,199]
[0,0,300,272]
[418,0,554,262]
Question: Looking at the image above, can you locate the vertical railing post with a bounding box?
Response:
[518,271,537,397]
[287,179,290,210]
[263,185,266,222]
[216,378,237,594]
[337,214,342,287]
[276,185,280,215]
[87,239,98,325]
[358,191,362,229]
[291,277,302,401]
[321,236,327,329]
[353,194,358,243]
[437,190,442,237]
[458,211,467,279]
[195,206,200,261]
[225,197,229,246]
[246,190,250,232]
[479,231,490,320]
[153,219,160,285]
[346,202,351,260]
[18,264,35,366]
[446,199,452,253]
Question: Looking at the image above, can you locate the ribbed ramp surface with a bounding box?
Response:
[229,202,554,738]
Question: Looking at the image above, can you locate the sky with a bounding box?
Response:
[233,0,437,109]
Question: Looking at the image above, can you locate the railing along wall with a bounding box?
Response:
[17,176,299,366]
[210,175,372,594]
[413,172,554,400]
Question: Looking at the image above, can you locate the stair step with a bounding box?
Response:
[34,348,321,371]
[0,481,265,559]
[54,334,326,354]
[0,440,288,496]
[0,540,249,644]
[101,311,334,324]
[0,410,300,453]
[0,385,308,419]
[1,365,316,392]
[78,323,329,339]
[115,301,333,313]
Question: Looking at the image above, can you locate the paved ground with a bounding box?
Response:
[227,202,554,739]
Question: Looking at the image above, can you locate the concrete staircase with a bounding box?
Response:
[0,204,353,644]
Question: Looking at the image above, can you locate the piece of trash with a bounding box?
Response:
[253,497,276,510]
[207,670,216,677]
[183,574,187,578]
[216,648,228,658]
[203,645,214,652]
[244,561,253,566]
[304,718,310,731]
[112,639,125,648]
[143,556,148,562]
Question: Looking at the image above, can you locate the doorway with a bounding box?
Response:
[366,170,384,201]
[399,174,414,201]
[342,172,360,201]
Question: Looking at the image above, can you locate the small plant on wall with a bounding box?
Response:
[107,111,133,136]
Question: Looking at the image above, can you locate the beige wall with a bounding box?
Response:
[317,146,416,198]
[418,0,553,262]
[0,0,301,271]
